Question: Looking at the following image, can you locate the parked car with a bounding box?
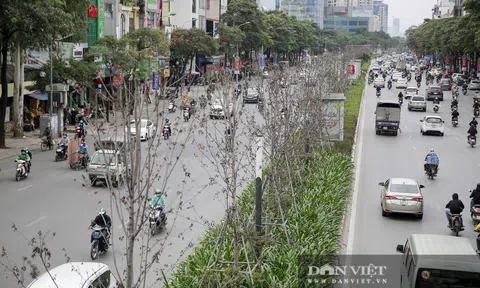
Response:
[27,262,117,288]
[374,78,385,88]
[408,95,427,112]
[439,78,452,91]
[455,75,468,86]
[425,86,444,101]
[396,79,408,89]
[124,119,155,141]
[420,115,445,136]
[404,87,418,99]
[244,87,260,103]
[469,79,480,90]
[379,178,425,219]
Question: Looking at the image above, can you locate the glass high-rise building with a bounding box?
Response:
[373,0,388,33]
[280,0,325,29]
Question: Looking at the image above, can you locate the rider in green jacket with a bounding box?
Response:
[150,189,166,207]
[16,149,31,173]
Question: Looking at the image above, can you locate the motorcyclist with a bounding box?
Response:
[468,123,478,141]
[424,148,439,174]
[451,98,458,109]
[183,106,191,120]
[92,208,111,244]
[164,119,172,136]
[168,100,176,111]
[150,189,167,225]
[474,100,480,110]
[433,97,440,105]
[452,108,460,121]
[387,78,392,87]
[77,138,88,163]
[445,193,464,228]
[470,117,478,128]
[78,119,86,138]
[376,87,381,94]
[398,92,403,100]
[470,184,480,214]
[59,133,69,154]
[463,82,468,91]
[16,149,31,174]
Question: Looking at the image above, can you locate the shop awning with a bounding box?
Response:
[27,91,49,101]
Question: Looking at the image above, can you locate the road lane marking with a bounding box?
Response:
[465,149,470,153]
[412,146,416,150]
[25,216,47,228]
[346,79,367,256]
[17,185,32,192]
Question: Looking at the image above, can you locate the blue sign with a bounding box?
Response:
[152,72,159,91]
[259,56,264,68]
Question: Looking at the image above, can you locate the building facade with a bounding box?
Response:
[351,0,373,6]
[323,16,370,33]
[280,0,325,28]
[392,17,399,37]
[373,0,388,33]
[372,15,380,31]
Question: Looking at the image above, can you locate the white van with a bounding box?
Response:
[396,234,480,287]
[27,262,117,288]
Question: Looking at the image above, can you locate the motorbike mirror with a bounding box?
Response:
[420,120,423,122]
[442,121,445,123]
[419,185,425,189]
[396,245,404,254]
[378,182,384,186]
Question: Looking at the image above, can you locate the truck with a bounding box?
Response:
[375,101,401,136]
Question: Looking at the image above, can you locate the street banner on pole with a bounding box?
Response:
[259,56,264,69]
[152,72,159,90]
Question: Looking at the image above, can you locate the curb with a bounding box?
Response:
[339,71,368,256]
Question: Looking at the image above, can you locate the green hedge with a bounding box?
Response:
[167,153,354,287]
[333,62,369,155]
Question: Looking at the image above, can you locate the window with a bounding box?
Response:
[121,14,126,36]
[192,19,196,28]
[129,14,135,32]
[207,0,210,9]
[389,184,419,194]
[105,3,113,18]
[359,21,368,26]
[349,21,358,25]
[200,0,205,9]
[406,250,415,283]
[340,21,348,25]
[149,12,155,28]
[324,20,334,25]
[192,0,196,13]
[90,270,111,288]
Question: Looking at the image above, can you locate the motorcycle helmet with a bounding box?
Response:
[430,148,435,153]
[99,208,106,215]
[165,119,170,124]
[155,189,162,195]
[21,149,26,155]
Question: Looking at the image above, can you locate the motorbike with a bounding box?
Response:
[89,224,109,260]
[417,82,421,88]
[455,91,460,97]
[168,103,176,113]
[425,164,437,180]
[368,78,373,85]
[398,97,403,105]
[55,144,68,162]
[387,83,392,90]
[470,190,480,225]
[70,153,88,170]
[15,160,28,181]
[452,117,459,127]
[74,126,86,139]
[474,108,480,117]
[376,91,381,97]
[149,206,167,235]
[469,135,477,148]
[163,126,170,140]
[184,111,190,122]
[450,214,464,236]
[463,88,468,95]
[40,136,54,151]
[433,104,440,113]
[451,105,458,112]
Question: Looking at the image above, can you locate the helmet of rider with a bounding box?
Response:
[165,119,170,123]
[429,148,435,153]
[155,189,163,195]
[79,119,84,124]
[21,149,26,155]
[99,208,106,215]
[452,193,459,200]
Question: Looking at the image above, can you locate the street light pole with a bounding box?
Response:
[50,43,53,118]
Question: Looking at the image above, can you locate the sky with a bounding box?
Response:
[259,0,438,37]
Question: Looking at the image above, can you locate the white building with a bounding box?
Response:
[392,17,399,37]
[351,0,373,6]
[372,15,380,31]
[373,0,388,33]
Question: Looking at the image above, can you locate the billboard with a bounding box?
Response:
[351,6,373,17]
[322,94,346,141]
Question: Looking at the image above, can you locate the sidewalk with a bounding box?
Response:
[0,131,44,160]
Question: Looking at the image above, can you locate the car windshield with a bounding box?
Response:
[426,117,442,124]
[472,80,480,84]
[415,268,480,288]
[130,120,146,129]
[212,99,223,106]
[399,80,407,83]
[407,88,417,93]
[412,97,424,101]
[389,183,418,194]
[90,152,116,166]
[247,88,257,94]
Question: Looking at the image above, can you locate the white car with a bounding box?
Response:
[420,115,444,136]
[392,73,403,81]
[405,87,419,99]
[210,98,234,119]
[410,66,417,72]
[374,78,385,88]
[125,119,155,141]
[396,79,408,89]
[27,262,117,288]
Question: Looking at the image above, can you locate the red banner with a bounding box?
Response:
[445,57,450,65]
[348,64,355,75]
[234,58,241,70]
[462,56,467,67]
[477,58,480,71]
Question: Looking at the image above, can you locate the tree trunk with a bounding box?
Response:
[13,45,24,138]
[0,39,10,148]
[126,204,135,288]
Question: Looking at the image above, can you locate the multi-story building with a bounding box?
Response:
[392,17,399,37]
[323,16,370,33]
[372,15,380,31]
[373,0,388,33]
[280,0,325,29]
[351,0,373,6]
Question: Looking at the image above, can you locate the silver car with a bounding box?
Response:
[405,87,418,99]
[244,87,259,103]
[379,178,425,219]
[469,80,480,90]
[408,95,427,112]
[374,78,385,88]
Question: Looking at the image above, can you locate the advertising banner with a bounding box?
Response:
[477,58,480,78]
[462,56,467,71]
[259,56,264,69]
[147,0,157,12]
[445,57,450,65]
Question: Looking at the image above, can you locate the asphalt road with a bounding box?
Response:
[0,83,265,287]
[349,72,480,256]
